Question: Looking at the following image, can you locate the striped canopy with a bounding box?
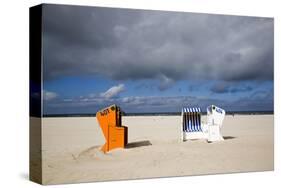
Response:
[182,107,201,113]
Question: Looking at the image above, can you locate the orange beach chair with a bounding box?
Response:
[96,105,128,152]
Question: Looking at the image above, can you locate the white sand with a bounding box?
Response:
[39,115,273,184]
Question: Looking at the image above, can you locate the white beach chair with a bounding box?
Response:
[181,105,225,142]
[206,105,225,142]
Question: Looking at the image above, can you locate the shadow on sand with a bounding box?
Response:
[223,136,236,140]
[126,140,152,149]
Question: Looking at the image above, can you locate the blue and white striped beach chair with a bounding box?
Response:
[181,105,225,142]
[181,107,207,141]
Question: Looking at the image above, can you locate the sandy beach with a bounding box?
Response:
[37,115,273,184]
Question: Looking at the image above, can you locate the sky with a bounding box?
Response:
[42,4,274,115]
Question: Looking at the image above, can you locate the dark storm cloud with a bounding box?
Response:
[229,90,273,111]
[43,4,274,86]
[210,81,253,94]
[210,82,230,93]
[229,86,253,93]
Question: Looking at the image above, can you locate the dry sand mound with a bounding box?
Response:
[78,146,108,160]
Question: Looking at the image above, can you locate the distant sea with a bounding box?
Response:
[43,111,274,117]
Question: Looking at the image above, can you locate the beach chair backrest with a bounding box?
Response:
[207,105,225,127]
[96,104,128,152]
[182,107,202,132]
